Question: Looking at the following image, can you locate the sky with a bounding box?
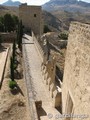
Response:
[0,0,90,5]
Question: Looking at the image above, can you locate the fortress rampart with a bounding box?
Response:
[62,22,90,119]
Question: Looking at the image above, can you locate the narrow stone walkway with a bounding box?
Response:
[23,34,61,120]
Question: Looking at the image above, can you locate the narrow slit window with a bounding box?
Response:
[34,14,36,17]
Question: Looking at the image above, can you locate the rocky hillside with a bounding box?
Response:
[43,0,90,31]
[2,0,21,6]
[0,5,19,16]
[51,10,90,30]
[43,0,90,14]
[43,11,68,31]
[43,9,90,31]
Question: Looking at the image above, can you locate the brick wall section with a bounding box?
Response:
[62,22,90,119]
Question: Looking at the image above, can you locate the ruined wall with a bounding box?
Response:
[62,22,90,119]
[19,4,43,36]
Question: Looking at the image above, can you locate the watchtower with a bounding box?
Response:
[19,3,43,36]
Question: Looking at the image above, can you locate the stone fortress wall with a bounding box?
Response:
[32,30,62,109]
[62,22,90,120]
[19,3,43,36]
[19,4,90,119]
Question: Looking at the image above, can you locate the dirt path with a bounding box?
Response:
[0,46,30,120]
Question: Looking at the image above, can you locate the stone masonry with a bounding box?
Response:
[19,3,43,36]
[62,22,90,120]
[20,4,90,119]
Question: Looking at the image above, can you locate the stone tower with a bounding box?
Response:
[19,3,43,36]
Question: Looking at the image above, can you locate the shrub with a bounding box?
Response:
[10,57,14,81]
[0,35,2,45]
[17,20,23,50]
[44,25,51,33]
[9,80,17,89]
[58,33,68,40]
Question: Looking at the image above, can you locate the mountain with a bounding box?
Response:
[42,0,90,31]
[2,0,21,6]
[0,5,19,16]
[0,1,90,32]
[43,10,68,31]
[42,0,90,13]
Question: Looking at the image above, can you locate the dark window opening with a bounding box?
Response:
[34,14,36,17]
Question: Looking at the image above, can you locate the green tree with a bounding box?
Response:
[10,57,14,81]
[58,33,68,40]
[0,22,4,32]
[12,39,16,63]
[0,16,4,32]
[44,25,51,33]
[12,15,19,30]
[4,14,15,32]
[0,35,2,46]
[17,20,23,50]
[12,15,19,25]
[0,14,19,32]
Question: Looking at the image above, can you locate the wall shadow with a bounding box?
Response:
[10,83,24,96]
[35,101,47,120]
[37,107,47,120]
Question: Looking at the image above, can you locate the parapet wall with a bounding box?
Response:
[0,33,16,43]
[0,48,10,87]
[62,22,90,119]
[33,32,62,109]
[32,32,44,62]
